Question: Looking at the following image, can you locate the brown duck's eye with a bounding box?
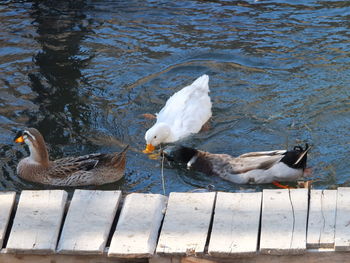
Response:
[23,131,35,141]
[154,136,157,139]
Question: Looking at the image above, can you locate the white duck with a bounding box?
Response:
[143,74,212,153]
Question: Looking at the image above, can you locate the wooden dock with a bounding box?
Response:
[0,188,350,262]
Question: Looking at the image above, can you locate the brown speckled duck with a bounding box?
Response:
[162,144,310,185]
[14,128,128,186]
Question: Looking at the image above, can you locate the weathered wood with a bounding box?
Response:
[156,192,216,256]
[57,190,121,255]
[149,255,181,263]
[0,249,147,263]
[0,192,16,248]
[260,189,308,255]
[307,190,337,248]
[208,192,261,257]
[108,193,167,258]
[6,190,67,253]
[150,250,350,263]
[2,249,350,263]
[335,187,350,251]
[181,257,218,263]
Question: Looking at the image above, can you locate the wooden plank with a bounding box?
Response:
[156,192,216,256]
[0,192,16,248]
[335,187,350,251]
[0,249,147,263]
[149,255,181,263]
[307,190,336,248]
[3,249,350,263]
[150,250,350,263]
[57,190,121,255]
[6,190,67,253]
[260,189,308,255]
[108,193,167,258]
[208,192,262,257]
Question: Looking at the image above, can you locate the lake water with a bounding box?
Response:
[1,0,349,194]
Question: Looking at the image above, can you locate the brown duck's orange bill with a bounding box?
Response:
[143,144,155,154]
[15,136,24,143]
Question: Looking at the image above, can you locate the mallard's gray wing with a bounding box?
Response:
[238,150,286,158]
[207,152,284,174]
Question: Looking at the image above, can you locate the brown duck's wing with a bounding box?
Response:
[49,153,103,178]
[54,153,103,165]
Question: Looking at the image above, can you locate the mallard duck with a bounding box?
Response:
[143,74,212,153]
[14,128,128,186]
[162,144,310,184]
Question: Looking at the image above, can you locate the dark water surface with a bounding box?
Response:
[1,0,349,194]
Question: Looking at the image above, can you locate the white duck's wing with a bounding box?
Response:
[157,75,209,123]
[157,75,211,137]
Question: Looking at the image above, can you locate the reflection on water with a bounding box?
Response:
[28,1,92,150]
[0,0,350,193]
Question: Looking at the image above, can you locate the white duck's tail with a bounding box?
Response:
[191,74,209,92]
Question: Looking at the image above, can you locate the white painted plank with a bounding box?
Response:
[0,192,16,248]
[208,192,262,257]
[307,190,337,248]
[108,193,167,258]
[156,192,216,256]
[260,189,308,255]
[6,190,67,253]
[335,187,350,251]
[57,190,121,255]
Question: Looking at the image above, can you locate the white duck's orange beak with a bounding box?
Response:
[14,136,24,143]
[143,144,155,153]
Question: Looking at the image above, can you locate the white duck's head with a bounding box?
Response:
[143,123,171,153]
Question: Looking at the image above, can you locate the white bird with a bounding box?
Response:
[143,75,212,153]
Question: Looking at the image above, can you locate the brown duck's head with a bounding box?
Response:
[14,128,49,164]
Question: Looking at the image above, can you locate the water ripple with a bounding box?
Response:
[1,0,350,193]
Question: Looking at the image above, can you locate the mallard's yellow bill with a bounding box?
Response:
[143,144,155,153]
[15,136,24,143]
